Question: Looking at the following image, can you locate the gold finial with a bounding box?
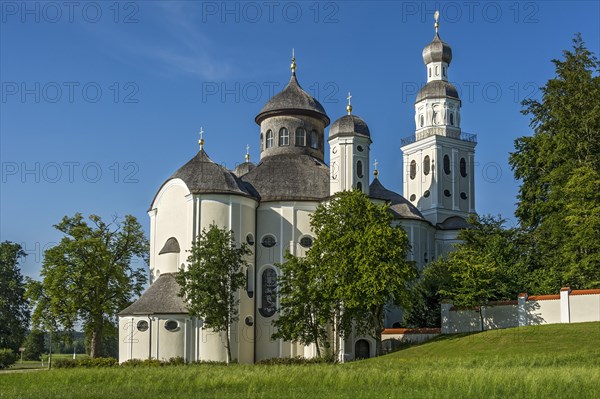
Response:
[245,144,250,162]
[434,10,439,33]
[291,48,296,74]
[346,92,353,115]
[373,159,379,177]
[198,127,205,150]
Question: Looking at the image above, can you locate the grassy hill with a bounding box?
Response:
[1,322,599,398]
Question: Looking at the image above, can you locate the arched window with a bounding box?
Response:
[435,66,439,75]
[357,182,363,192]
[310,130,318,149]
[357,160,363,178]
[420,114,424,127]
[295,128,306,146]
[278,127,289,146]
[423,155,431,176]
[460,158,467,177]
[355,339,370,359]
[443,66,446,77]
[410,160,416,180]
[428,68,431,78]
[259,268,277,317]
[443,155,451,175]
[449,113,454,126]
[266,130,273,149]
[260,133,264,150]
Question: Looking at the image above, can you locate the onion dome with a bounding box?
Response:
[422,32,452,65]
[416,80,460,103]
[369,179,427,222]
[255,73,330,126]
[329,114,371,140]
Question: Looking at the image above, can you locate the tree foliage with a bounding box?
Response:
[509,34,600,289]
[274,190,417,357]
[0,241,30,352]
[28,214,148,358]
[176,224,250,363]
[22,330,46,360]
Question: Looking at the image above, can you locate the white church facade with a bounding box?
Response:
[118,21,476,364]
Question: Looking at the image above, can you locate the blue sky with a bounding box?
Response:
[1,1,599,279]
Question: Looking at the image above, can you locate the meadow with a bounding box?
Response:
[1,322,599,399]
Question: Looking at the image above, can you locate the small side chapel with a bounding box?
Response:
[118,17,476,363]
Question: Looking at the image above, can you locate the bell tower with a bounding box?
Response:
[401,12,476,226]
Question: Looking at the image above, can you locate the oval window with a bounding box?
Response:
[460,192,468,200]
[357,160,364,178]
[299,236,313,248]
[410,194,416,202]
[261,235,276,248]
[410,160,416,180]
[246,233,255,246]
[423,190,430,198]
[164,320,179,332]
[357,182,363,192]
[443,155,451,175]
[460,158,467,177]
[245,316,254,326]
[423,156,431,176]
[137,320,149,332]
[444,189,451,197]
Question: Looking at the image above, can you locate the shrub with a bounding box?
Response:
[165,356,185,366]
[0,349,17,369]
[256,356,328,365]
[121,358,162,367]
[53,358,78,368]
[77,357,118,368]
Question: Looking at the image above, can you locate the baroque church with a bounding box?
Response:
[118,19,476,363]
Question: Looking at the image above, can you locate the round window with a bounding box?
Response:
[261,235,276,248]
[245,316,254,326]
[164,320,179,332]
[299,236,313,248]
[357,145,364,152]
[460,192,468,200]
[444,189,452,197]
[137,320,149,332]
[246,233,255,246]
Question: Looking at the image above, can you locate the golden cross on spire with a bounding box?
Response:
[373,159,379,177]
[291,48,296,74]
[198,127,205,150]
[346,92,353,115]
[434,10,440,33]
[245,144,250,162]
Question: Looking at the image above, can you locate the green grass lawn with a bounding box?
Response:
[1,323,599,398]
[7,354,90,371]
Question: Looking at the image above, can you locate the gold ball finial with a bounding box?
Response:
[373,159,379,178]
[291,48,296,74]
[198,127,205,150]
[346,92,353,115]
[434,10,440,33]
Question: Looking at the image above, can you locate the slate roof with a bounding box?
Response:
[118,273,188,315]
[233,161,256,177]
[154,150,256,203]
[158,237,180,255]
[241,154,329,202]
[369,179,427,221]
[437,215,469,230]
[422,32,452,65]
[329,114,371,140]
[416,80,460,103]
[255,73,330,126]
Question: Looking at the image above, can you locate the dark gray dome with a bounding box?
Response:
[255,73,330,126]
[329,114,371,140]
[437,215,469,230]
[241,154,329,202]
[158,237,180,255]
[369,179,427,222]
[416,80,459,103]
[153,150,255,203]
[233,162,256,177]
[423,33,452,64]
[119,273,188,315]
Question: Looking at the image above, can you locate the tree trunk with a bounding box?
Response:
[225,325,232,364]
[90,324,103,358]
[374,307,384,357]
